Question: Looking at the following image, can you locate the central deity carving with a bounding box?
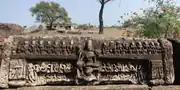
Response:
[76,39,100,85]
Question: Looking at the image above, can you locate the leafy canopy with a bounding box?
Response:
[122,0,180,38]
[30,1,71,28]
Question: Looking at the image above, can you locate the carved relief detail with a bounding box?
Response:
[100,73,138,83]
[14,38,77,56]
[9,59,25,80]
[99,62,147,84]
[151,67,164,80]
[101,40,161,55]
[26,61,74,85]
[100,62,139,73]
[158,39,175,84]
[5,37,174,87]
[76,39,100,84]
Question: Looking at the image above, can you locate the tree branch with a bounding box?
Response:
[105,0,111,4]
[99,0,103,4]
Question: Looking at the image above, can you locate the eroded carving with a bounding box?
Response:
[14,37,77,57]
[158,39,174,84]
[101,39,162,55]
[26,61,74,85]
[100,62,139,72]
[99,61,147,84]
[76,39,100,84]
[9,59,25,80]
[0,36,175,88]
[27,63,37,84]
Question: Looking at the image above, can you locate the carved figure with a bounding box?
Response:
[130,42,137,54]
[68,40,74,54]
[141,41,148,54]
[115,41,122,54]
[24,40,30,55]
[27,63,37,84]
[53,41,60,55]
[76,40,100,84]
[39,40,46,55]
[122,42,129,54]
[101,42,108,54]
[109,41,115,54]
[136,65,146,84]
[61,41,68,55]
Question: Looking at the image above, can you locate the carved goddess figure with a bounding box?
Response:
[27,63,38,85]
[76,39,100,84]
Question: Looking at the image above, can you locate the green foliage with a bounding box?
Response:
[122,0,180,38]
[104,25,122,29]
[30,1,71,30]
[77,23,96,30]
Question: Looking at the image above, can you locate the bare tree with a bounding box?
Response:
[98,0,112,34]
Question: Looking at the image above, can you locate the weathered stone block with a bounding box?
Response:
[0,36,175,88]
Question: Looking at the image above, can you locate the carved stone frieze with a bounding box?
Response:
[101,39,161,56]
[13,38,77,57]
[0,36,175,88]
[11,37,162,59]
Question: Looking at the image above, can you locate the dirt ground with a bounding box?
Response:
[23,28,135,39]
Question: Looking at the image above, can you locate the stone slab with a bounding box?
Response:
[3,85,149,90]
[0,36,175,88]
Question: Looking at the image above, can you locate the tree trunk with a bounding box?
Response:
[99,2,105,34]
[49,22,53,30]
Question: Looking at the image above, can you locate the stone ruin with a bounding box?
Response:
[0,36,175,89]
[0,23,24,38]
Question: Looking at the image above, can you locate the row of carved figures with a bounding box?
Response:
[14,39,162,55]
[101,40,162,55]
[15,40,77,55]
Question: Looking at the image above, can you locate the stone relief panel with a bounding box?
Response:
[12,37,163,59]
[101,39,162,56]
[9,59,25,80]
[0,36,173,88]
[99,60,149,84]
[25,61,76,86]
[151,60,164,80]
[75,39,100,85]
[12,37,79,58]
